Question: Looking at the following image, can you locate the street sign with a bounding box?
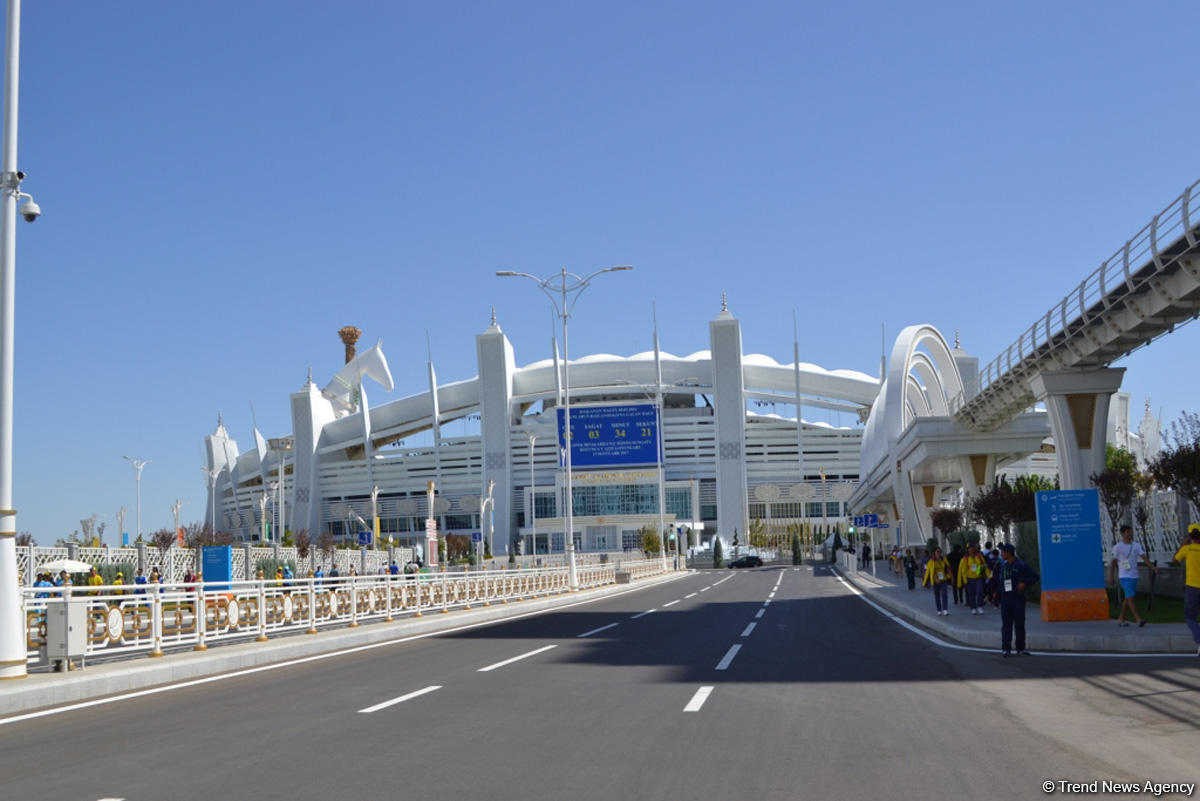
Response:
[864,513,879,528]
[357,530,371,546]
[1035,489,1104,591]
[471,532,482,542]
[853,515,864,528]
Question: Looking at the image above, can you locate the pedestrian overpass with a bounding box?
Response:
[852,177,1200,546]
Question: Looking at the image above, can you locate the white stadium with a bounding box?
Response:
[204,301,882,557]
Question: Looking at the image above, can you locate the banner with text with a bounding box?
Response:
[557,403,661,468]
[1034,489,1104,591]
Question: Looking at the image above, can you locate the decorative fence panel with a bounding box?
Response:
[21,559,668,667]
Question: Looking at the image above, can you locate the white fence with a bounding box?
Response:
[21,557,671,667]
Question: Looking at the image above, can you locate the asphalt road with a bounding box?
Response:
[2,565,1198,801]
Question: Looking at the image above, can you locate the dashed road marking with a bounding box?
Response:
[755,608,765,619]
[663,600,680,607]
[358,685,441,714]
[684,686,715,712]
[478,645,557,672]
[577,622,619,638]
[685,592,697,599]
[715,644,741,671]
[741,622,756,638]
[631,609,656,619]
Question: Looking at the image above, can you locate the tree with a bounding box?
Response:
[1091,451,1138,544]
[638,524,661,555]
[1149,411,1200,547]
[15,532,33,547]
[295,529,311,560]
[712,536,724,568]
[929,507,963,546]
[790,527,802,565]
[149,528,175,566]
[747,518,767,549]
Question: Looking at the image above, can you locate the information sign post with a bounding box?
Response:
[1034,489,1108,621]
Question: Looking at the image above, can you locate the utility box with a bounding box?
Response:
[45,599,87,661]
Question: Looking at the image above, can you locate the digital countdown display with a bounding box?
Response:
[556,403,661,468]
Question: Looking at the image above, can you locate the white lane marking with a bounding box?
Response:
[663,600,680,607]
[755,608,765,619]
[683,686,714,712]
[96,798,125,801]
[741,622,756,638]
[685,593,697,599]
[715,644,742,671]
[768,591,776,598]
[762,599,771,606]
[830,572,1194,659]
[714,576,732,586]
[478,645,558,672]
[631,609,656,619]
[577,622,619,638]
[0,574,688,728]
[358,685,441,714]
[700,586,711,592]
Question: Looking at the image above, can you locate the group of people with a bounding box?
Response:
[902,540,1038,656]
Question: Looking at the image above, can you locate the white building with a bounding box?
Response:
[204,301,879,555]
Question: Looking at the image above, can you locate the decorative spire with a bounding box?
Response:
[954,329,960,348]
[306,366,314,387]
[721,291,728,313]
[491,306,497,327]
[213,413,228,439]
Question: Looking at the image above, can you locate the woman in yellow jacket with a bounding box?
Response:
[956,543,991,615]
[922,547,953,616]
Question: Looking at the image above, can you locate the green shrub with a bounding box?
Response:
[713,537,724,568]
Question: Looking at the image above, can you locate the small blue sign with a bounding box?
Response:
[864,513,879,528]
[471,532,482,542]
[1035,489,1104,591]
[358,530,371,546]
[853,516,864,527]
[202,546,233,592]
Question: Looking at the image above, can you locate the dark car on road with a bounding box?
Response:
[728,555,763,568]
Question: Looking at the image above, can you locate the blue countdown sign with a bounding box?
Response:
[557,403,661,468]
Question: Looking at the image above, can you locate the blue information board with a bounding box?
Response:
[202,545,233,591]
[557,404,661,467]
[1034,489,1104,591]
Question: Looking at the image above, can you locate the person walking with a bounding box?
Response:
[1172,523,1200,655]
[997,543,1039,656]
[902,548,918,590]
[1111,524,1155,627]
[957,542,990,615]
[922,546,953,616]
[947,543,966,606]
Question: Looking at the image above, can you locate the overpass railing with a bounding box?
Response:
[20,559,669,667]
[951,177,1200,415]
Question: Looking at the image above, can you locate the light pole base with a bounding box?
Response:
[306,627,318,634]
[255,635,269,642]
[193,644,208,652]
[149,650,164,658]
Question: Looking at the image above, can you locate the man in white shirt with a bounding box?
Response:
[1111,524,1156,627]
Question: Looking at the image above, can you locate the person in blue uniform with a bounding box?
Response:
[997,543,1039,657]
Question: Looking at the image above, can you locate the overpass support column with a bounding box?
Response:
[1028,369,1125,490]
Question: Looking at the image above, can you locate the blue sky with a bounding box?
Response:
[10,1,1199,544]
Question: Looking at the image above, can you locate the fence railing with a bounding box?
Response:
[21,558,670,667]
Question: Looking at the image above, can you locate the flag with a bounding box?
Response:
[322,341,395,415]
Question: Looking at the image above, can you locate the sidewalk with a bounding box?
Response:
[833,562,1198,655]
[0,571,689,718]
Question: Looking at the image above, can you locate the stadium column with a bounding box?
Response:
[476,316,515,555]
[709,297,748,548]
[290,376,339,539]
[1027,368,1125,490]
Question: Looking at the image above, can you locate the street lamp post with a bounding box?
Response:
[116,507,127,547]
[123,456,150,541]
[170,499,182,581]
[497,266,632,590]
[267,437,294,544]
[525,431,537,562]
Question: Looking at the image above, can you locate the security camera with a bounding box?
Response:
[19,198,39,223]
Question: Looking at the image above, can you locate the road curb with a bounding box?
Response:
[833,567,1196,654]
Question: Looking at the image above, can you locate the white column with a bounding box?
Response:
[1028,369,1126,490]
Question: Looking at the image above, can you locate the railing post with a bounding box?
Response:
[149,586,163,658]
[349,575,359,628]
[441,571,449,614]
[384,571,393,622]
[193,581,207,651]
[307,577,318,634]
[256,578,268,642]
[413,573,422,617]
